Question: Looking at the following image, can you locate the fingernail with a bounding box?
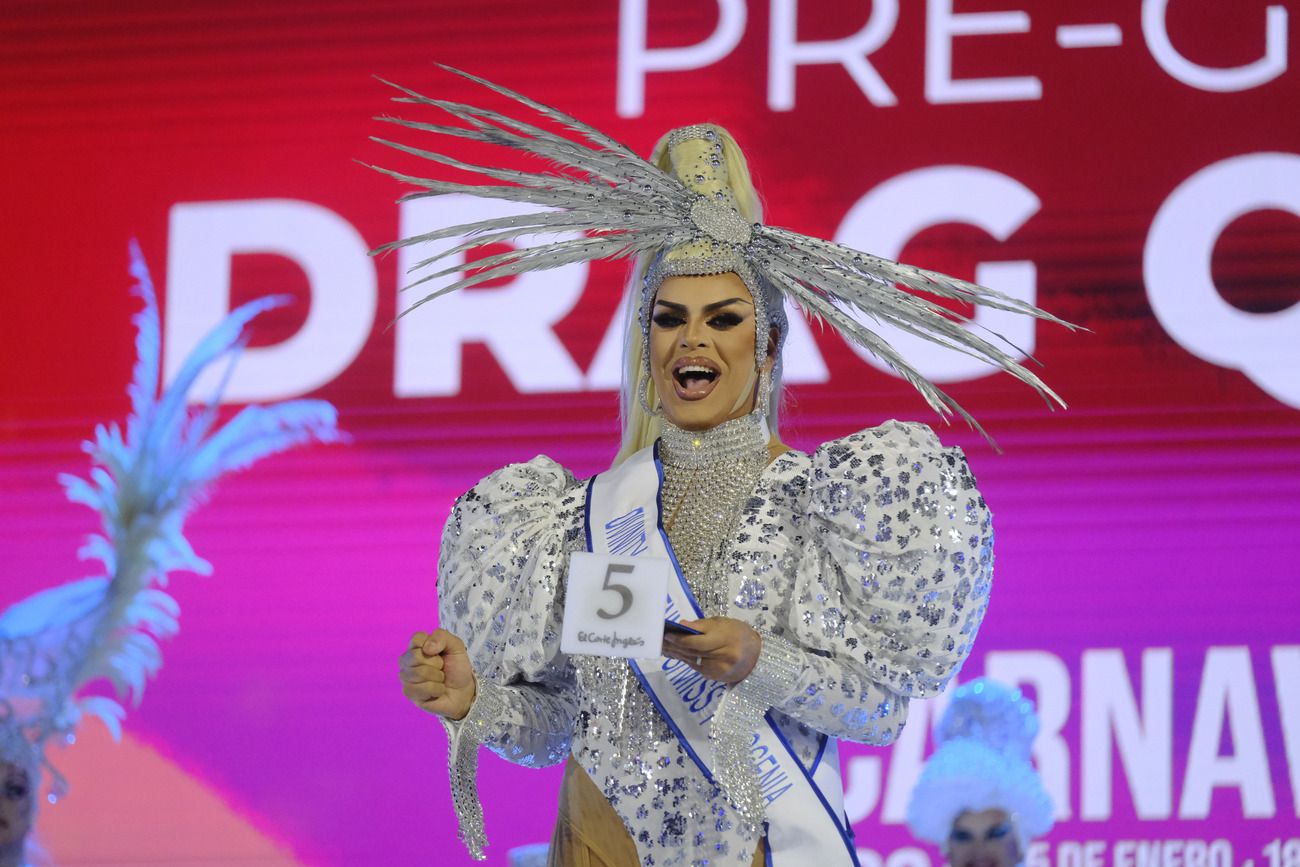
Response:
[423,643,436,654]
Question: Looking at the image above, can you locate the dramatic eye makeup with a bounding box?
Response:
[707,311,744,328]
[651,298,750,331]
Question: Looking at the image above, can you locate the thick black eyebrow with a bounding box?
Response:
[652,297,752,314]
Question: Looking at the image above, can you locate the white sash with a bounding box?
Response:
[584,444,860,866]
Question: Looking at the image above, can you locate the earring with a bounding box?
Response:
[638,371,662,416]
[755,367,772,418]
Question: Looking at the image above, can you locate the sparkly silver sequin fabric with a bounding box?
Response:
[437,420,993,864]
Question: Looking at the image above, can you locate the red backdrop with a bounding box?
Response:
[2,1,1299,865]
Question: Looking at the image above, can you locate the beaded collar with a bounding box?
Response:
[658,412,770,468]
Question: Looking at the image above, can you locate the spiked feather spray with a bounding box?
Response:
[368,65,1077,443]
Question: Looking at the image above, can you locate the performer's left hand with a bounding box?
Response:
[662,618,762,684]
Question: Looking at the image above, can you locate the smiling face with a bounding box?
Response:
[648,272,772,431]
[0,761,32,851]
[947,809,1021,867]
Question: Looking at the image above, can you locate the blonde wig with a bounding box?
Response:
[613,126,784,465]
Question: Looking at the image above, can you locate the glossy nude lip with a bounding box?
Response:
[669,355,721,401]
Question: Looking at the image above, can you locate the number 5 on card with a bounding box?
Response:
[561,551,671,659]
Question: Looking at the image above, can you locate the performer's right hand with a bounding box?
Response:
[399,629,476,721]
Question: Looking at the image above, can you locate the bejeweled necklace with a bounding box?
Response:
[659,412,771,617]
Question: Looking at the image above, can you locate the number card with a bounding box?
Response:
[560,551,671,659]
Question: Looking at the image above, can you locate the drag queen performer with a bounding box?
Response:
[384,67,1071,866]
[905,679,1055,867]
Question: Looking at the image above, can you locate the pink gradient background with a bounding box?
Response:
[2,1,1299,864]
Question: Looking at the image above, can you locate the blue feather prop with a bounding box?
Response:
[0,240,341,800]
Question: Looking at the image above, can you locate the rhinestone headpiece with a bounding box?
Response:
[639,125,788,382]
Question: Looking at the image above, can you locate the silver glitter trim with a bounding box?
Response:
[666,124,720,148]
[660,415,770,618]
[738,630,806,710]
[709,630,806,823]
[659,414,769,468]
[691,197,754,245]
[440,677,508,860]
[653,249,749,280]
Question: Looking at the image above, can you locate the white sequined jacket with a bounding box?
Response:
[437,421,993,865]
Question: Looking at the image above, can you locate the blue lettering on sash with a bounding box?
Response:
[604,507,649,556]
[661,658,728,715]
[750,734,794,805]
[592,454,847,857]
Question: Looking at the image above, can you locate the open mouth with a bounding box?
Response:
[671,357,720,401]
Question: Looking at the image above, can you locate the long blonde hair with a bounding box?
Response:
[613,126,783,466]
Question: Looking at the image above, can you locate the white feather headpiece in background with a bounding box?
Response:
[0,241,340,809]
[905,678,1055,854]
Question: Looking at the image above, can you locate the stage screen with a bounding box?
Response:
[2,1,1298,864]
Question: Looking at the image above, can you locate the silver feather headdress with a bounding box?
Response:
[368,64,1073,439]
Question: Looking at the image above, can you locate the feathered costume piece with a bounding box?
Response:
[905,678,1054,855]
[0,241,339,820]
[368,65,1075,439]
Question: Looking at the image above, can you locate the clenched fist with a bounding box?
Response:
[399,628,477,720]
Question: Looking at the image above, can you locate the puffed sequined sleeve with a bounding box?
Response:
[435,456,585,859]
[780,421,993,743]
